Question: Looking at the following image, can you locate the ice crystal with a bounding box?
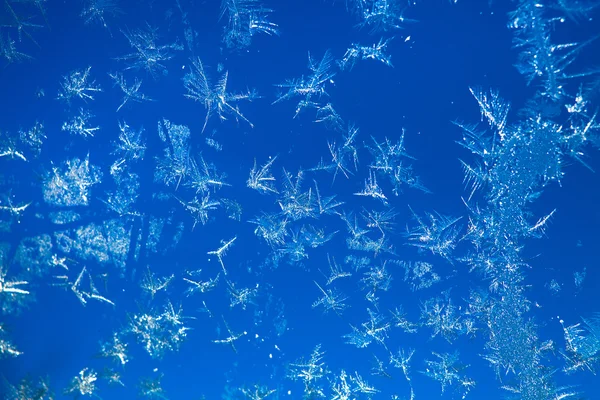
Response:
[220,0,279,49]
[273,50,336,118]
[183,57,259,132]
[109,71,153,112]
[287,345,328,399]
[57,66,102,103]
[64,368,98,398]
[61,108,100,137]
[43,155,102,207]
[421,352,475,398]
[117,24,182,77]
[129,302,189,359]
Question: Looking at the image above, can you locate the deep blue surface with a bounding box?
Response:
[1,0,599,399]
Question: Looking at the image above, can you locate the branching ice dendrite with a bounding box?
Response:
[0,131,27,161]
[239,384,277,400]
[560,314,600,374]
[312,281,348,315]
[68,266,115,307]
[99,332,129,366]
[228,280,259,310]
[176,193,220,228]
[288,345,328,399]
[361,261,392,298]
[0,193,31,222]
[140,267,174,300]
[339,37,393,70]
[0,265,29,296]
[129,301,189,359]
[390,306,418,333]
[213,317,247,353]
[117,24,182,78]
[207,236,237,275]
[43,154,102,207]
[0,32,33,64]
[362,207,397,236]
[248,156,278,194]
[313,180,344,216]
[138,373,168,400]
[81,0,123,31]
[366,132,427,195]
[398,260,441,291]
[57,66,102,103]
[109,71,153,112]
[406,206,462,262]
[155,119,191,189]
[315,103,344,132]
[186,156,230,195]
[323,254,352,285]
[220,0,279,50]
[356,0,417,34]
[61,108,100,137]
[111,120,145,175]
[343,308,390,349]
[421,352,475,398]
[351,372,379,396]
[390,348,416,400]
[420,296,464,343]
[184,57,259,132]
[249,211,288,248]
[278,169,317,220]
[64,368,98,398]
[183,271,220,296]
[326,124,360,182]
[354,170,388,205]
[0,323,22,358]
[273,50,336,118]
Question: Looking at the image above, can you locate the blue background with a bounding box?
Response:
[1,0,599,399]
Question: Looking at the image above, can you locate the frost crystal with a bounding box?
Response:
[117,24,182,77]
[139,374,168,400]
[288,345,328,399]
[273,50,336,118]
[43,155,102,207]
[420,296,464,343]
[184,57,259,132]
[220,0,279,49]
[155,119,191,189]
[207,236,237,275]
[57,66,102,103]
[339,38,393,70]
[0,323,22,358]
[406,207,462,262]
[81,0,122,30]
[64,368,98,398]
[213,317,246,353]
[140,267,174,300]
[109,71,153,112]
[312,281,348,315]
[248,156,278,194]
[129,302,189,359]
[561,314,600,374]
[61,108,100,137]
[343,308,390,349]
[111,120,145,175]
[99,333,129,366]
[399,260,441,291]
[421,352,475,398]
